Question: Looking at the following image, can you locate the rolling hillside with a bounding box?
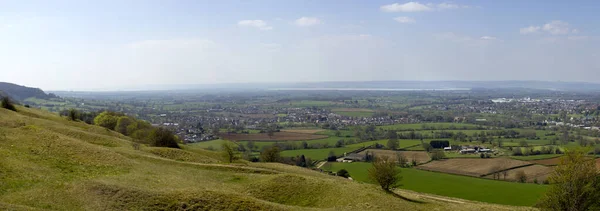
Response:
[0,106,536,210]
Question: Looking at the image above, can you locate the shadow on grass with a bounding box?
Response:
[385,190,425,204]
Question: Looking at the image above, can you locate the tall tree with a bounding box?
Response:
[537,149,600,211]
[368,155,402,192]
[221,141,238,163]
[260,146,281,162]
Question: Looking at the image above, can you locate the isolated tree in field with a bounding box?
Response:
[396,152,408,167]
[221,141,238,163]
[537,149,600,211]
[1,97,16,111]
[387,138,399,150]
[368,155,401,192]
[260,146,281,162]
[246,140,255,151]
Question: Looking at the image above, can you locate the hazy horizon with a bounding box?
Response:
[2,0,599,90]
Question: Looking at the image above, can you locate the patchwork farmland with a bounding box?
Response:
[416,158,532,177]
[219,132,327,141]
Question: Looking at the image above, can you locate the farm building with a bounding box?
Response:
[336,153,365,162]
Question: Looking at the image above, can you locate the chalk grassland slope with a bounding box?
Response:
[0,106,536,210]
[417,158,532,177]
[220,132,327,141]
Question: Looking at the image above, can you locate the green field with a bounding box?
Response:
[315,129,355,137]
[279,139,424,160]
[280,145,364,160]
[378,123,483,131]
[325,162,548,206]
[186,139,228,150]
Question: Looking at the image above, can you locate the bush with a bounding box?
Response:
[1,97,16,111]
[93,111,121,130]
[67,108,80,121]
[149,127,180,148]
[516,170,527,183]
[337,169,350,178]
[430,150,446,160]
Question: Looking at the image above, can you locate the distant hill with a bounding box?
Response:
[0,82,55,101]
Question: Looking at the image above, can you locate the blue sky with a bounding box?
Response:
[1,0,599,90]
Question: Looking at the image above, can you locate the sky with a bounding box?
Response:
[1,0,600,91]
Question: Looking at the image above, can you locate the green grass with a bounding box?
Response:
[326,162,548,206]
[279,139,424,160]
[185,139,229,150]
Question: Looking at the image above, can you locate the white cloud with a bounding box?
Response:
[381,2,471,12]
[237,20,273,31]
[294,17,321,27]
[520,21,578,35]
[381,2,432,12]
[520,26,541,34]
[436,3,471,10]
[480,36,497,40]
[542,20,572,35]
[393,17,416,24]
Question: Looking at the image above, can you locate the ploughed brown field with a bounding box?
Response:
[530,157,562,166]
[484,165,554,183]
[220,132,327,141]
[359,149,431,164]
[280,129,325,134]
[416,158,532,177]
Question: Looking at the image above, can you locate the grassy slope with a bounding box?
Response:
[326,162,547,207]
[0,107,535,210]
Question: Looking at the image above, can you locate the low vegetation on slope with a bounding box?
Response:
[0,106,535,210]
